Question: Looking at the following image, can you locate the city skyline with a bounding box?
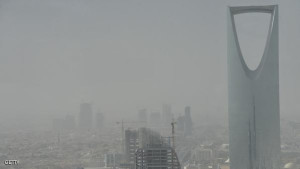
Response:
[0,1,299,169]
[0,1,299,130]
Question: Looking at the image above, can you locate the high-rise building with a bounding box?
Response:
[125,129,139,163]
[138,127,163,148]
[184,106,193,136]
[122,128,168,169]
[78,103,93,131]
[135,145,181,169]
[176,106,193,136]
[135,128,181,169]
[228,5,280,169]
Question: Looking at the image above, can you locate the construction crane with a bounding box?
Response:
[116,120,146,153]
[171,119,176,150]
[171,118,177,169]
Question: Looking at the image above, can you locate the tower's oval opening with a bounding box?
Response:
[234,13,271,71]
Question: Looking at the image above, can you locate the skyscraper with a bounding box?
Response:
[228,5,280,169]
[184,106,193,136]
[78,102,93,131]
[176,106,193,136]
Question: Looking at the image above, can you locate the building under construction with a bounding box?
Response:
[135,143,181,169]
[135,128,181,169]
[125,129,139,164]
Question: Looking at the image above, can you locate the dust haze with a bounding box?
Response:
[0,0,299,130]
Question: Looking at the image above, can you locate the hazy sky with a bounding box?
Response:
[0,0,299,129]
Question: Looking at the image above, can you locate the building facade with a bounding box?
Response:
[135,144,181,169]
[228,5,280,169]
[125,129,139,164]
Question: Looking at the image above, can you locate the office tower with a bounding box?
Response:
[228,5,280,169]
[95,112,104,129]
[138,109,147,124]
[124,129,139,163]
[78,102,93,131]
[184,106,193,136]
[162,104,173,127]
[176,106,193,136]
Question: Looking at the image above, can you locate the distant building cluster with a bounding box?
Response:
[137,104,174,129]
[52,102,105,132]
[136,105,194,137]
